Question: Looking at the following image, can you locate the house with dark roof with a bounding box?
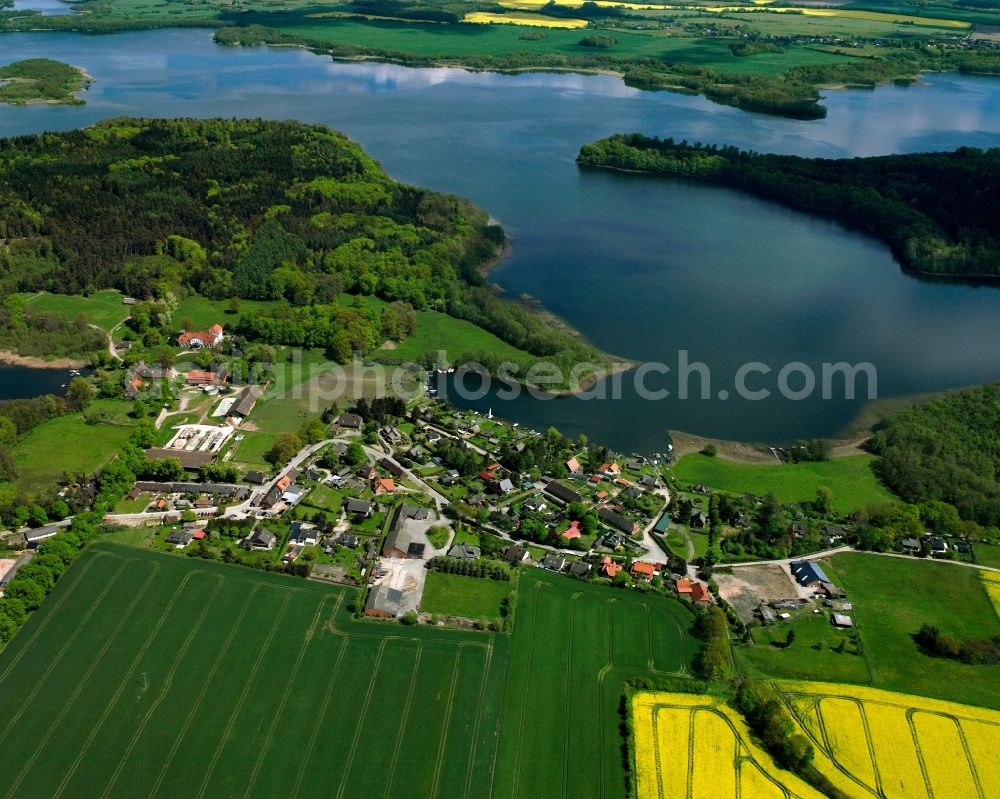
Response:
[335,533,360,549]
[338,412,364,430]
[502,544,528,566]
[382,505,431,559]
[290,522,318,546]
[243,527,277,551]
[540,553,566,572]
[365,585,403,618]
[166,530,194,548]
[245,470,269,485]
[569,560,592,578]
[448,544,481,560]
[344,498,374,518]
[790,560,831,588]
[544,481,583,505]
[231,385,263,419]
[598,506,638,536]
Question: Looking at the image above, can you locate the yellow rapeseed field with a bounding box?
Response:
[778,681,1000,799]
[630,691,825,799]
[462,11,590,27]
[982,571,1000,619]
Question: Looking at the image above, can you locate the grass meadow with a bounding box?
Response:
[7,399,135,494]
[18,290,130,332]
[421,571,515,621]
[0,543,507,799]
[672,453,894,513]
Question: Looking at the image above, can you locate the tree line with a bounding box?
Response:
[578,134,1000,277]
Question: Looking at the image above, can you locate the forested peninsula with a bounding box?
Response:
[0,59,89,105]
[578,134,1000,278]
[0,118,606,383]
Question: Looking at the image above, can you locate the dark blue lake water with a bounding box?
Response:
[1,29,999,447]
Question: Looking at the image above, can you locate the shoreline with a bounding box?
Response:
[0,349,86,369]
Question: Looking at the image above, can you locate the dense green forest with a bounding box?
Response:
[0,118,601,369]
[578,134,1000,277]
[869,382,1000,526]
[0,59,88,105]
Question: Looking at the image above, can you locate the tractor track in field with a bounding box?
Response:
[244,593,342,799]
[114,581,266,799]
[2,562,170,799]
[194,591,293,799]
[53,571,226,799]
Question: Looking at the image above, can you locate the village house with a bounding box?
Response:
[598,506,639,536]
[177,323,224,349]
[337,412,364,431]
[599,555,623,578]
[382,505,431,559]
[447,544,481,560]
[344,497,374,519]
[374,477,396,496]
[365,585,403,618]
[630,561,655,581]
[560,520,583,541]
[544,481,583,505]
[541,553,566,572]
[185,368,229,388]
[569,560,592,578]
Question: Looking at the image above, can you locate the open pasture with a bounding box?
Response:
[779,681,1000,799]
[0,543,507,799]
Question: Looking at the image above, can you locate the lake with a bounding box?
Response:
[1,29,999,448]
[0,363,73,400]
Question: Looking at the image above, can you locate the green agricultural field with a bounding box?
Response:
[421,571,515,621]
[815,553,998,708]
[18,290,130,332]
[6,400,134,494]
[0,543,508,799]
[492,569,697,799]
[267,17,855,76]
[672,453,894,513]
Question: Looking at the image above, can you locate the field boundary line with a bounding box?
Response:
[194,591,294,799]
[560,592,581,799]
[1,560,165,799]
[0,551,107,685]
[382,643,423,799]
[464,637,496,799]
[855,700,885,798]
[291,624,351,799]
[510,579,548,799]
[333,637,395,799]
[52,571,226,799]
[110,581,265,799]
[428,645,464,799]
[0,556,147,750]
[906,709,935,799]
[147,582,266,799]
[649,705,667,799]
[243,593,342,799]
[954,716,986,799]
[595,597,616,799]
[805,695,879,796]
